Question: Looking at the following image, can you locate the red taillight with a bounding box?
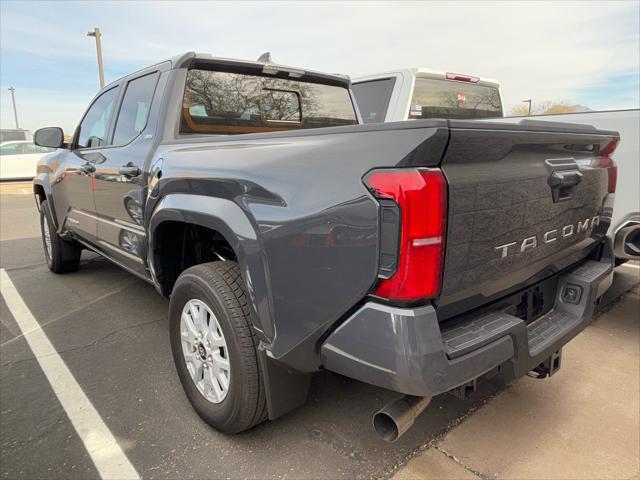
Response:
[446,72,480,83]
[600,137,619,157]
[365,169,447,302]
[600,137,619,193]
[606,160,617,194]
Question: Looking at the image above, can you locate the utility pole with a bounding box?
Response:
[522,99,532,116]
[8,87,20,129]
[87,27,105,88]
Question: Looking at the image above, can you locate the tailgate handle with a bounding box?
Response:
[548,170,583,203]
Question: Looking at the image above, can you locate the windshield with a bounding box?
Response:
[409,77,503,119]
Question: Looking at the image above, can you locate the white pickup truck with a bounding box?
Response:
[352,69,639,264]
[485,109,640,264]
[352,68,503,123]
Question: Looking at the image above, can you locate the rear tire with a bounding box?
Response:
[39,200,81,273]
[169,261,267,434]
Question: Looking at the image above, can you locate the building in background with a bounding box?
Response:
[0,129,31,143]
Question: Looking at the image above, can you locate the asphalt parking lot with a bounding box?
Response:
[1,183,638,480]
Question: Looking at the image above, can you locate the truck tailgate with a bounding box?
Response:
[438,120,618,319]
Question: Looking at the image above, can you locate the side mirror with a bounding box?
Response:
[34,127,65,149]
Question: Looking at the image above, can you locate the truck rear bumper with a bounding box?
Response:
[320,254,614,397]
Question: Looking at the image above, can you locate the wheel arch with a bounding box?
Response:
[32,174,52,200]
[148,193,275,341]
[33,183,46,203]
[33,176,66,233]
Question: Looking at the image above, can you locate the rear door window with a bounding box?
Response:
[113,72,159,146]
[352,78,396,124]
[409,78,503,119]
[180,70,357,135]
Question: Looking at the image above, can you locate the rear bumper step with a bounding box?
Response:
[320,252,613,398]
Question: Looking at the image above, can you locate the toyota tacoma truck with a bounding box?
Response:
[33,52,618,441]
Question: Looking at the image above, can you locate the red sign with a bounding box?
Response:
[457,92,466,105]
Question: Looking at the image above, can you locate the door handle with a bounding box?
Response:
[119,164,141,177]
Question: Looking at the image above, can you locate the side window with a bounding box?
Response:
[77,87,119,149]
[112,72,159,146]
[25,143,53,154]
[0,143,24,155]
[352,78,396,124]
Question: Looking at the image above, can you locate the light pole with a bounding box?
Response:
[8,87,20,129]
[522,99,532,116]
[87,27,105,89]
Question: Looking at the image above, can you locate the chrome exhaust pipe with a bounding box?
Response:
[613,218,640,260]
[373,395,431,442]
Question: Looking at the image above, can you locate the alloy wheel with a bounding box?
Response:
[180,299,231,403]
[42,217,52,260]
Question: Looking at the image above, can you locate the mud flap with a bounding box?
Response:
[257,348,311,420]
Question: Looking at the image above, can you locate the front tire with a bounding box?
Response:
[169,261,267,434]
[39,200,81,273]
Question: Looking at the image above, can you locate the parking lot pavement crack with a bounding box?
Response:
[1,280,137,348]
[2,258,106,274]
[433,444,492,480]
[1,410,67,451]
[1,317,164,367]
[382,391,504,480]
[85,316,164,346]
[1,262,49,272]
[0,314,19,337]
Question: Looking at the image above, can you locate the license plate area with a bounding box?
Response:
[503,276,558,324]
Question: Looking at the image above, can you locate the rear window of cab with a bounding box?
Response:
[409,77,503,119]
[180,70,357,135]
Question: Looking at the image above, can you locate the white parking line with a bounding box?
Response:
[0,269,140,480]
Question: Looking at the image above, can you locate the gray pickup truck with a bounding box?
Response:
[33,52,618,441]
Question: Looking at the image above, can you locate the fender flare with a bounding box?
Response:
[32,175,52,198]
[32,174,58,226]
[147,193,276,341]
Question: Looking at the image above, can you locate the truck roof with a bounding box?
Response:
[103,51,351,91]
[353,67,500,88]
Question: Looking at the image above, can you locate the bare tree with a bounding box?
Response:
[508,100,584,117]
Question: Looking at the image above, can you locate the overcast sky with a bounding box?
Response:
[1,0,638,133]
